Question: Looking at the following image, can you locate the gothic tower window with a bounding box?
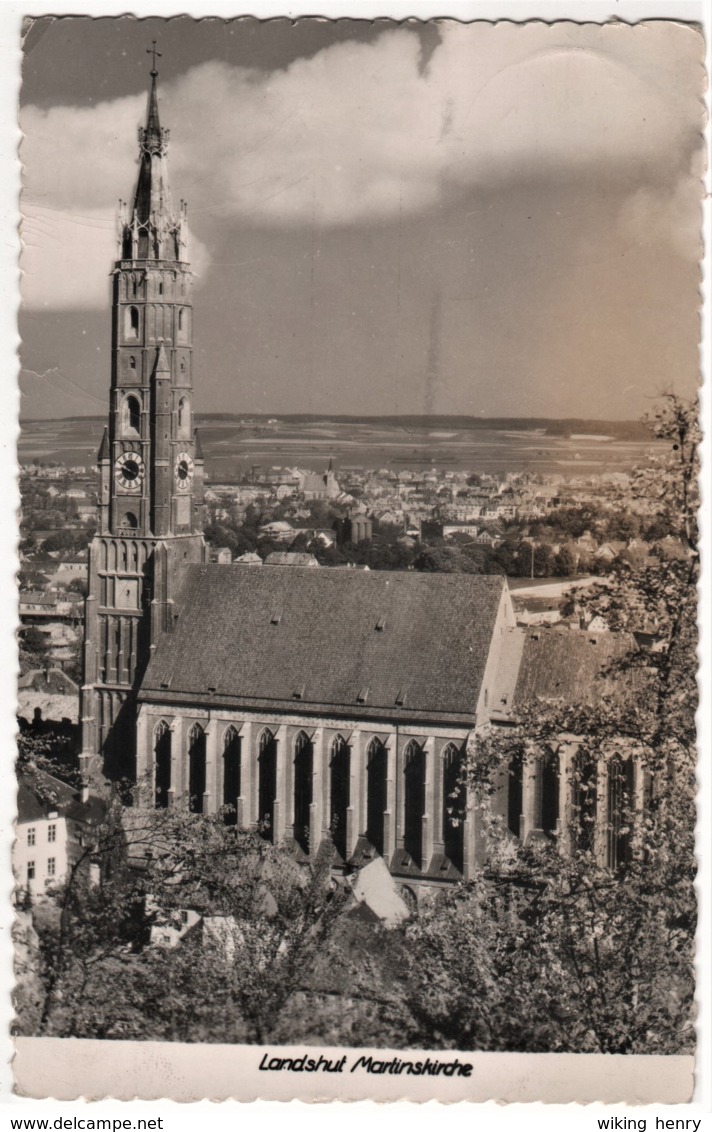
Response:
[442,743,465,873]
[329,735,350,860]
[403,740,425,868]
[121,511,138,530]
[187,723,206,814]
[258,728,277,841]
[366,738,387,857]
[126,306,140,339]
[129,355,137,371]
[121,394,141,436]
[177,396,191,438]
[154,720,171,809]
[222,726,241,825]
[293,731,313,853]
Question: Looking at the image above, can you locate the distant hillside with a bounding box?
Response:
[26,414,653,441]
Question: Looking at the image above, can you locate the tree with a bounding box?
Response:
[554,544,578,577]
[26,801,349,1043]
[401,396,698,1055]
[17,728,80,788]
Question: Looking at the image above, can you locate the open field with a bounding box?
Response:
[18,415,665,477]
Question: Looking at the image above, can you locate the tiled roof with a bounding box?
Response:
[140,565,506,725]
[17,768,105,825]
[512,628,643,707]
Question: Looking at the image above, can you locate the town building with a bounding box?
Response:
[14,769,105,899]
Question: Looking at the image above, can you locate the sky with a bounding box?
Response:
[19,16,705,420]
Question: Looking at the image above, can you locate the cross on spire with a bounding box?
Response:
[147,39,161,76]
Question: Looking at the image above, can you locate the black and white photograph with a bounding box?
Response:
[8,10,706,1104]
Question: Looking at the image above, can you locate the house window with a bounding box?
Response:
[47,824,56,843]
[27,862,35,882]
[47,857,56,877]
[27,827,35,847]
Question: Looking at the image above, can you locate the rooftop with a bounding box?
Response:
[140,565,506,725]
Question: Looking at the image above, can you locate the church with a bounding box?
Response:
[80,62,644,890]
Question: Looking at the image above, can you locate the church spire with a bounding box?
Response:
[145,40,162,139]
[119,43,188,262]
[144,71,162,150]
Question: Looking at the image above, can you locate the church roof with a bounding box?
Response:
[139,565,506,725]
[512,627,645,708]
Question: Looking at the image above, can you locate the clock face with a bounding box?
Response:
[114,451,144,493]
[174,451,194,492]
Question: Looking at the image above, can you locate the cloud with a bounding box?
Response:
[617,159,705,264]
[21,20,703,309]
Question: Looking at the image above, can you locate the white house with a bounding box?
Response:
[14,769,106,900]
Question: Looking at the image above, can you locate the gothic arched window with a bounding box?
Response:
[222,726,241,825]
[329,735,350,860]
[606,755,634,871]
[121,394,141,436]
[154,720,171,809]
[536,750,560,835]
[366,738,387,857]
[121,511,138,530]
[187,723,206,814]
[258,728,277,841]
[126,306,139,339]
[442,743,465,873]
[129,355,137,371]
[573,751,597,853]
[177,396,190,438]
[403,740,425,868]
[293,731,313,853]
[507,751,523,838]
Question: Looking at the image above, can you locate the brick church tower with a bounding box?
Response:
[80,52,206,787]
